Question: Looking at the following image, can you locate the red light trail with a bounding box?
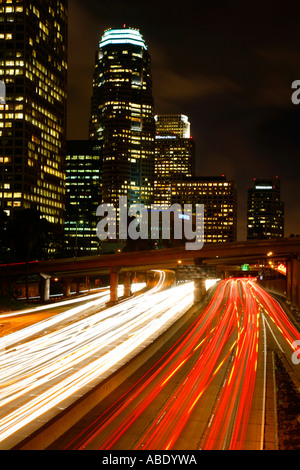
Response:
[63,278,300,451]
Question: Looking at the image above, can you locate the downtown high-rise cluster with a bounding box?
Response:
[0,5,285,259]
[64,26,239,255]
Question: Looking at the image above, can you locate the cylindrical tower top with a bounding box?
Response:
[99,27,147,50]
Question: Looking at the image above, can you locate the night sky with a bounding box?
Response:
[67,0,300,240]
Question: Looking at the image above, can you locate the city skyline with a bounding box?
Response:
[67,0,300,240]
[1,2,300,453]
[65,26,239,256]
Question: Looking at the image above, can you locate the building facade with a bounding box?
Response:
[155,114,191,138]
[171,176,237,243]
[154,114,195,207]
[89,27,155,209]
[64,140,102,256]
[0,0,68,228]
[247,177,284,239]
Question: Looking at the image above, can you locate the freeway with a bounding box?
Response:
[0,287,115,338]
[52,278,300,451]
[0,270,194,449]
[0,283,147,340]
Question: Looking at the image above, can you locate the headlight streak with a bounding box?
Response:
[2,275,299,450]
[0,283,145,348]
[140,281,239,451]
[0,287,111,319]
[64,279,232,450]
[79,279,236,450]
[0,288,115,349]
[67,277,300,451]
[0,272,195,446]
[0,291,193,443]
[0,285,148,402]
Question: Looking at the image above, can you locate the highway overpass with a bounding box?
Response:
[1,237,300,309]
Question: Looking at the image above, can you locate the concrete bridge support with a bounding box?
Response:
[39,273,51,302]
[123,271,132,298]
[287,256,300,310]
[194,278,206,304]
[62,277,73,298]
[109,267,120,303]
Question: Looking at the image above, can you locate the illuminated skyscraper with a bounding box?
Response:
[154,114,195,207]
[247,177,284,239]
[89,27,155,208]
[64,140,102,256]
[0,0,68,228]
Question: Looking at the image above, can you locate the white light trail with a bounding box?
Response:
[0,288,111,318]
[0,272,193,447]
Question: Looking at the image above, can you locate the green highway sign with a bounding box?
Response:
[241,264,250,271]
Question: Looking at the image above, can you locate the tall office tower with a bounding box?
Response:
[154,114,195,207]
[89,27,155,209]
[64,140,102,256]
[0,1,68,229]
[247,177,284,239]
[155,114,191,138]
[171,176,237,243]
